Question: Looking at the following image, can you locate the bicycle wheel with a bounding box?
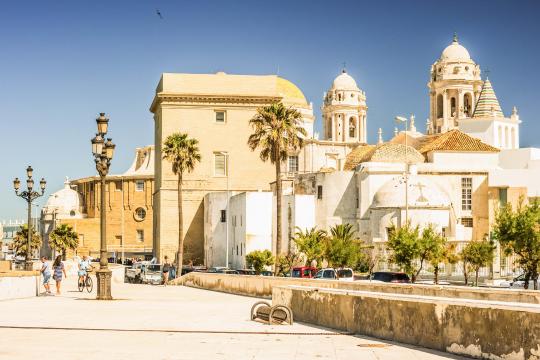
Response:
[78,278,84,292]
[86,276,93,293]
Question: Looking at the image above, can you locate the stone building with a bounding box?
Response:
[41,146,154,261]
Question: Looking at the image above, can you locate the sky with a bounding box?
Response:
[1,0,539,220]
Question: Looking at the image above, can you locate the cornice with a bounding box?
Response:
[150,92,283,112]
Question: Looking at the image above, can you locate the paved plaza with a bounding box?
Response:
[0,277,466,360]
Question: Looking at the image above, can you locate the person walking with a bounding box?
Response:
[40,256,52,295]
[52,255,67,295]
[162,256,171,286]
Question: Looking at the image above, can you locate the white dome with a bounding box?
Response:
[440,35,471,61]
[373,176,451,209]
[43,178,83,219]
[332,70,359,91]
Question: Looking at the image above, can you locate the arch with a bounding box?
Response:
[511,127,516,149]
[504,127,509,148]
[450,97,456,117]
[349,117,357,139]
[498,126,503,147]
[437,94,443,118]
[464,93,472,117]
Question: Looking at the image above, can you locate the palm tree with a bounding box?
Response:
[248,102,307,257]
[49,224,79,260]
[162,132,201,272]
[293,227,327,267]
[13,224,42,258]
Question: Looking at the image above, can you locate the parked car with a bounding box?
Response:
[371,271,410,283]
[125,262,163,285]
[336,268,354,281]
[217,269,239,275]
[237,269,256,275]
[291,266,318,279]
[314,268,338,280]
[510,273,540,289]
[260,271,273,277]
[207,267,228,273]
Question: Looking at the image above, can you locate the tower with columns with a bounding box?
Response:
[427,34,483,134]
[322,69,367,143]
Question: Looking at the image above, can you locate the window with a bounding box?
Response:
[499,188,508,207]
[214,153,227,176]
[288,156,299,173]
[461,217,473,228]
[215,111,226,123]
[461,177,472,211]
[136,230,144,242]
[220,210,226,223]
[135,207,146,221]
[135,180,144,192]
[115,235,122,245]
[115,181,123,192]
[70,210,76,217]
[317,185,323,200]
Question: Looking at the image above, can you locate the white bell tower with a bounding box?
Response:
[322,69,367,143]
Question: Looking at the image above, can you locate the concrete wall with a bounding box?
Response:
[175,272,540,304]
[273,285,540,360]
[0,271,39,300]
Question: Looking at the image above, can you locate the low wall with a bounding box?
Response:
[273,286,540,360]
[176,272,540,304]
[0,271,39,300]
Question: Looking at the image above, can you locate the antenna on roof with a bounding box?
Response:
[342,61,347,73]
[276,64,280,76]
[453,32,458,43]
[483,68,490,80]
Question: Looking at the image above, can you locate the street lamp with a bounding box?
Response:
[13,166,46,270]
[91,112,115,300]
[395,115,411,225]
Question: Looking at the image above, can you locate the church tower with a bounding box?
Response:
[322,69,367,143]
[427,34,483,134]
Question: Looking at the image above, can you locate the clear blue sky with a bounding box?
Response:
[1,0,539,220]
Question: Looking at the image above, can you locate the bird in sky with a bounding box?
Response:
[156,8,163,19]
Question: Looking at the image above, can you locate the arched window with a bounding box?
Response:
[464,93,472,117]
[451,97,456,117]
[511,128,516,149]
[349,117,356,138]
[437,94,443,118]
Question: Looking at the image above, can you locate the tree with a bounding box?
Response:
[275,252,303,277]
[460,238,495,287]
[493,200,540,290]
[324,224,366,268]
[162,132,201,272]
[49,224,79,260]
[293,227,326,267]
[13,224,41,258]
[246,250,275,274]
[247,102,307,258]
[428,240,458,285]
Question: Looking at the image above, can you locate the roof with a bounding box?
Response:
[472,78,504,118]
[418,129,500,154]
[343,143,424,171]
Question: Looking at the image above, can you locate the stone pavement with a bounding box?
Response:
[0,276,466,360]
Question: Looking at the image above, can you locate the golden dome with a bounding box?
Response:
[276,77,308,106]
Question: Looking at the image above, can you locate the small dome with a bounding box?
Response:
[331,70,359,91]
[42,178,83,219]
[373,176,451,209]
[440,35,471,61]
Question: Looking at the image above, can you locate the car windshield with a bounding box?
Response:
[146,265,161,272]
[337,269,353,278]
[314,271,323,278]
[291,269,302,277]
[323,270,334,278]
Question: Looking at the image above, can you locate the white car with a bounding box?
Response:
[314,268,338,280]
[336,268,354,281]
[510,274,540,289]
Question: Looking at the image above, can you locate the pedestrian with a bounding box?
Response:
[162,256,171,286]
[52,255,67,295]
[40,256,52,295]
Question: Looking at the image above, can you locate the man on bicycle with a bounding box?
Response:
[78,255,93,284]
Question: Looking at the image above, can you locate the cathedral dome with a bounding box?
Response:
[331,70,359,91]
[42,178,83,219]
[440,35,471,61]
[372,176,451,209]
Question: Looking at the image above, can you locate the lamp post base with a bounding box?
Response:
[96,268,113,300]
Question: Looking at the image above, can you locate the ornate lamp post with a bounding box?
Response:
[91,112,116,300]
[13,166,46,271]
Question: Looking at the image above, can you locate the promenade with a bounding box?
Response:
[0,276,466,360]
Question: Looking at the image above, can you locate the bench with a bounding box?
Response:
[250,301,293,325]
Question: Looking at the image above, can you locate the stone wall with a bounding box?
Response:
[0,271,39,300]
[175,272,540,304]
[273,285,540,360]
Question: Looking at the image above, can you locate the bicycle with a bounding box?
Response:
[78,270,94,293]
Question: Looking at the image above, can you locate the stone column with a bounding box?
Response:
[442,90,448,131]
